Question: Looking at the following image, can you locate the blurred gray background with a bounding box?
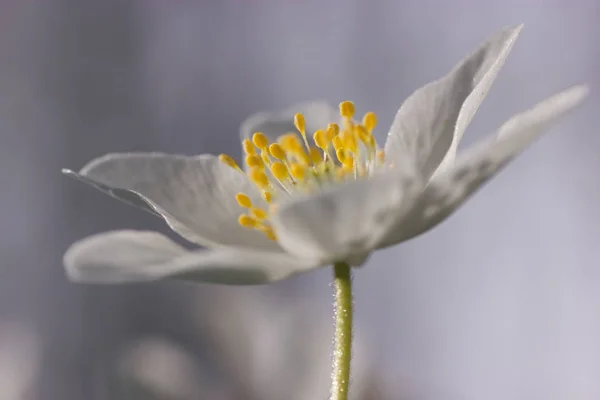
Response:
[0,0,598,399]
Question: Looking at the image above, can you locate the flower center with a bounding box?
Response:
[219,101,386,241]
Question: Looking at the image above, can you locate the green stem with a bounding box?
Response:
[331,262,353,400]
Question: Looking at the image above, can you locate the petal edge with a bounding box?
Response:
[378,85,589,248]
[65,230,321,285]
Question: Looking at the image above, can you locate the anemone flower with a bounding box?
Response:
[63,25,587,285]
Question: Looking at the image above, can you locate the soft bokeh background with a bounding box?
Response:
[0,0,598,399]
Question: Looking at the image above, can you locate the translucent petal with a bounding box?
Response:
[385,25,523,179]
[64,230,320,284]
[67,153,279,251]
[271,162,423,265]
[378,85,588,248]
[239,101,340,168]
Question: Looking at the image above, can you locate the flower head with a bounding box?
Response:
[217,101,388,244]
[63,25,588,284]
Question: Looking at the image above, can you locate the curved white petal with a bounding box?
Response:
[68,153,280,251]
[271,162,423,265]
[239,101,339,167]
[385,25,523,179]
[378,85,589,248]
[65,230,320,284]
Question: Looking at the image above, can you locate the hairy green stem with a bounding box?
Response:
[331,261,353,400]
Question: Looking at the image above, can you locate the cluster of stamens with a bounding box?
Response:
[219,101,386,240]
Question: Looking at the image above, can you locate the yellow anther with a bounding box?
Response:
[279,133,302,152]
[295,151,311,166]
[262,191,273,203]
[218,154,240,170]
[339,101,355,118]
[355,125,370,142]
[367,134,376,148]
[261,226,277,241]
[336,147,354,169]
[356,125,375,149]
[336,148,347,164]
[327,123,339,140]
[251,207,268,220]
[270,161,289,180]
[269,143,287,160]
[362,112,377,132]
[343,158,355,170]
[260,151,271,166]
[294,113,312,150]
[313,129,330,150]
[294,113,306,135]
[376,149,386,163]
[246,154,263,168]
[235,193,252,208]
[249,168,269,188]
[332,136,343,151]
[309,147,323,164]
[341,131,358,153]
[289,163,306,181]
[238,214,257,228]
[252,132,269,149]
[242,139,256,155]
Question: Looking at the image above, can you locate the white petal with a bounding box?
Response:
[68,153,279,251]
[271,164,423,265]
[239,101,339,166]
[384,25,523,179]
[378,85,588,248]
[65,230,320,284]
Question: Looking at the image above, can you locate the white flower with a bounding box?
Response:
[63,25,588,285]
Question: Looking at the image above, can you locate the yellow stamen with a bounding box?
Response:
[313,129,329,150]
[260,226,277,241]
[251,207,268,220]
[341,131,358,153]
[218,154,241,170]
[309,147,323,164]
[235,193,252,208]
[294,112,311,151]
[327,123,339,140]
[269,143,287,160]
[270,161,289,180]
[297,151,311,166]
[289,163,306,181]
[238,214,257,228]
[362,112,377,133]
[339,101,355,118]
[260,151,271,166]
[242,139,256,155]
[246,154,263,169]
[234,100,386,241]
[252,132,269,150]
[355,125,370,144]
[262,191,273,203]
[279,133,302,152]
[332,136,343,152]
[294,113,306,136]
[336,148,347,164]
[249,168,269,188]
